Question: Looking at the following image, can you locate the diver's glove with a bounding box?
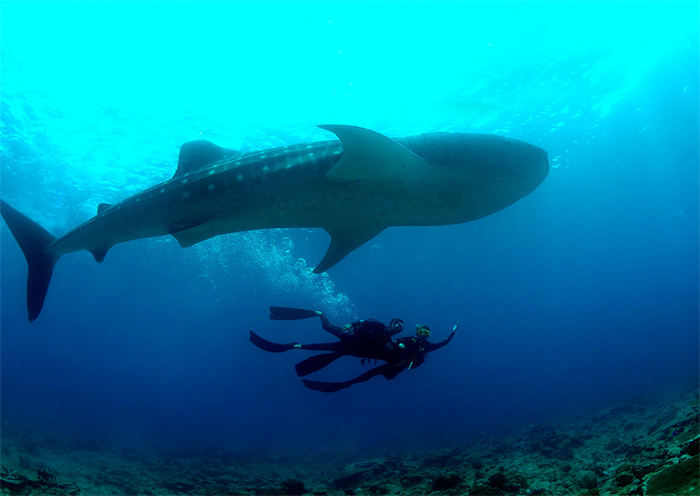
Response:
[449,322,459,339]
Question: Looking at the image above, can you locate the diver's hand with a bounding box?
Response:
[449,322,459,339]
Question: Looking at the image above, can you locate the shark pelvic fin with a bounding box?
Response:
[90,246,110,263]
[174,140,240,178]
[314,224,385,273]
[169,221,214,248]
[319,124,426,183]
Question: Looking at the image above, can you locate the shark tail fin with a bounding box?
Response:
[0,200,59,321]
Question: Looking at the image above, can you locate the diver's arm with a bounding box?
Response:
[387,325,403,337]
[425,323,459,352]
[319,313,345,337]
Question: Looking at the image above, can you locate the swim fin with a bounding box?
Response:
[249,331,299,352]
[269,306,320,320]
[302,363,396,392]
[294,352,344,377]
[302,378,352,393]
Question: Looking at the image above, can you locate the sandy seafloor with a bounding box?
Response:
[1,384,697,496]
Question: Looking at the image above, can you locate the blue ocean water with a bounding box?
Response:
[0,0,697,459]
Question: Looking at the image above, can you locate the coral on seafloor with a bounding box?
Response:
[1,386,698,495]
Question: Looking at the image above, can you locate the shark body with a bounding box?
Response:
[1,125,548,321]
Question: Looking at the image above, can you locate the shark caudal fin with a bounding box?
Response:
[0,200,58,321]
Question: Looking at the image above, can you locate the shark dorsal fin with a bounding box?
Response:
[97,203,113,214]
[174,140,240,178]
[319,124,427,183]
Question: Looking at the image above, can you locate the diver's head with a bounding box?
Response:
[389,318,404,333]
[416,324,431,339]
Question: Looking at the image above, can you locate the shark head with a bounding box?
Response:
[398,132,549,220]
[473,134,549,194]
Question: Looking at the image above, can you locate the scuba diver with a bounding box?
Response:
[302,323,458,392]
[250,306,406,377]
[249,307,458,392]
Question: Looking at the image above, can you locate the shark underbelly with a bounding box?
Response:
[50,141,348,255]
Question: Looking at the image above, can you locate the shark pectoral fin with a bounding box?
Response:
[314,224,385,273]
[174,140,240,178]
[169,221,216,248]
[319,124,427,183]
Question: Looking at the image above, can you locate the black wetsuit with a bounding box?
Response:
[320,315,401,358]
[299,315,401,359]
[249,314,406,378]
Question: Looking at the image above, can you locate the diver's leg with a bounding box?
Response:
[299,342,343,351]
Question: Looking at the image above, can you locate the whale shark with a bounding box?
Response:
[1,125,548,321]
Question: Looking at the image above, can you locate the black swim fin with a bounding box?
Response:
[303,363,396,392]
[249,331,299,353]
[269,306,320,320]
[302,378,353,393]
[294,352,344,377]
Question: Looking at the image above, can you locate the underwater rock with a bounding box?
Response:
[365,483,389,494]
[279,478,306,495]
[161,480,196,493]
[486,471,522,492]
[488,472,508,487]
[549,447,574,460]
[36,466,57,485]
[431,474,463,491]
[400,474,424,486]
[329,458,391,490]
[681,436,699,457]
[662,413,699,441]
[644,455,699,496]
[631,463,662,481]
[468,483,504,495]
[565,435,585,449]
[0,464,81,496]
[615,463,635,476]
[331,470,367,490]
[381,454,404,471]
[605,438,632,455]
[0,468,28,493]
[614,472,635,487]
[575,470,598,489]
